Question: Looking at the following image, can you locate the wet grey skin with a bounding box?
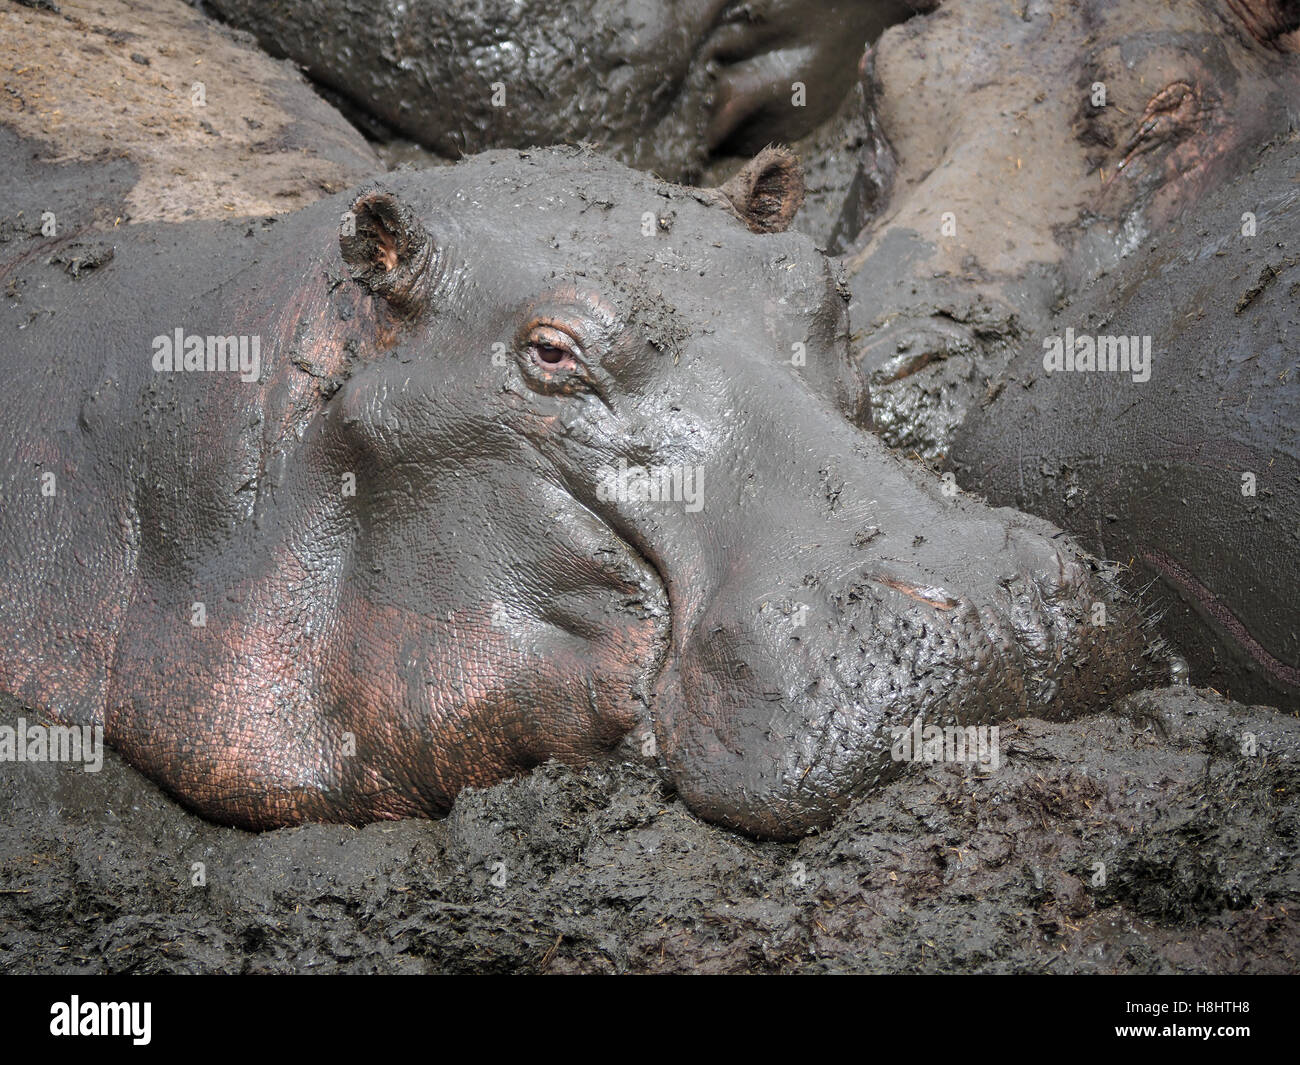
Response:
[0,147,1164,840]
[830,0,1299,710]
[198,0,921,179]
[952,135,1300,713]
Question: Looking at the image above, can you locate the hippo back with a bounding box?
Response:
[952,136,1300,709]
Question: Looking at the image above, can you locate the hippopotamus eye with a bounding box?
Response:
[532,343,572,368]
[524,323,584,377]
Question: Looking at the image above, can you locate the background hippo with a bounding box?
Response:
[0,146,1163,839]
[800,0,1300,709]
[837,0,1300,462]
[195,0,924,180]
[951,134,1300,711]
[1,0,382,226]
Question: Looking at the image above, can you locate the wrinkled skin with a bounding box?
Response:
[951,135,1300,711]
[198,0,920,180]
[0,147,1164,840]
[839,0,1300,462]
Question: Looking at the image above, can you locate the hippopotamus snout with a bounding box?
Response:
[649,380,1161,840]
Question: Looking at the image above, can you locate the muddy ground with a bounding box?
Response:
[2,684,1296,974]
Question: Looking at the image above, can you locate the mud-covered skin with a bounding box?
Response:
[839,0,1300,463]
[0,147,1162,840]
[951,134,1300,712]
[1,0,381,225]
[197,0,919,181]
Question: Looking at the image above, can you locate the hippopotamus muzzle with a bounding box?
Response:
[644,402,1156,839]
[0,146,1166,839]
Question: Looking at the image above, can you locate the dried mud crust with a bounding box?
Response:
[1,685,1296,973]
[0,0,380,224]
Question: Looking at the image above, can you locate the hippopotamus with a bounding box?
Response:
[0,144,1166,840]
[950,132,1300,711]
[802,0,1300,710]
[2,0,382,226]
[196,0,924,180]
[837,0,1300,462]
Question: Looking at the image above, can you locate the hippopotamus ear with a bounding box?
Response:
[339,190,435,313]
[712,146,806,234]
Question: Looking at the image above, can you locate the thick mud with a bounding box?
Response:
[3,685,1295,973]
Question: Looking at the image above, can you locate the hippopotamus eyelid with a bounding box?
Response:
[526,320,585,359]
[527,325,582,372]
[513,320,608,402]
[523,289,624,344]
[516,302,638,367]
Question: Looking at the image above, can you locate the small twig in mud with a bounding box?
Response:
[539,933,563,968]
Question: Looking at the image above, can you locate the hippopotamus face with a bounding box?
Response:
[305,149,1163,837]
[1,148,1161,840]
[841,0,1300,459]
[240,149,1168,835]
[201,0,918,177]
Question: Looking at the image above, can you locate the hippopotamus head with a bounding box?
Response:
[105,145,1160,840]
[201,0,920,178]
[841,0,1300,459]
[7,147,1162,839]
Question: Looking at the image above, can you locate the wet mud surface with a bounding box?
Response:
[3,685,1296,973]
